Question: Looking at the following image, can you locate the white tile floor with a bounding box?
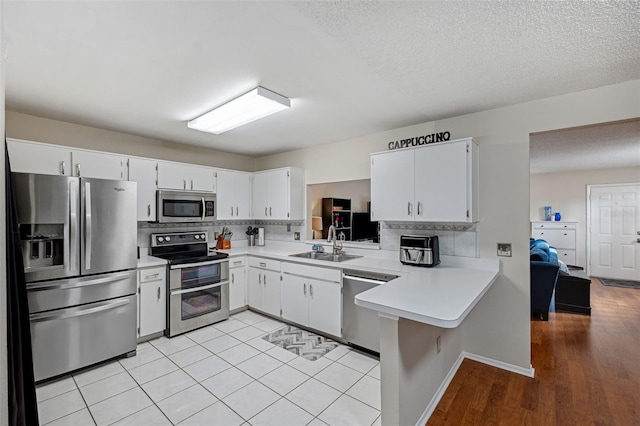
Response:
[36,310,382,426]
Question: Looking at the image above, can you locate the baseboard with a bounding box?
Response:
[463,351,535,378]
[414,352,466,426]
[414,352,535,426]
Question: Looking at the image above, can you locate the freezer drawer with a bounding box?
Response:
[30,295,137,382]
[27,270,137,313]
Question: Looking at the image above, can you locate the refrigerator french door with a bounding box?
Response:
[13,173,138,381]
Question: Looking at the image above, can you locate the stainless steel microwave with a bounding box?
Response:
[157,190,216,223]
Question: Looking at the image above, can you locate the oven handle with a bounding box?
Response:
[169,259,229,270]
[170,280,229,296]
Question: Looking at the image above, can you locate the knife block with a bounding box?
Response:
[216,235,231,250]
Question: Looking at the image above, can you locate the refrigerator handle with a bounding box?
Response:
[85,181,92,270]
[69,180,79,273]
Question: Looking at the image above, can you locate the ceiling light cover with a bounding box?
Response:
[188,86,291,134]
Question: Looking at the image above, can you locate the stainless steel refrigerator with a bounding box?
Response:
[13,173,138,382]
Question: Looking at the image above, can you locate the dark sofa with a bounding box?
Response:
[530,238,560,320]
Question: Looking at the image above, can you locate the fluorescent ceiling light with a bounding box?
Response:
[188,86,291,134]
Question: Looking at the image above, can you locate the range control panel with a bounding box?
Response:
[151,231,208,247]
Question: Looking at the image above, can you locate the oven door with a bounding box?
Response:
[167,259,229,337]
[157,190,216,223]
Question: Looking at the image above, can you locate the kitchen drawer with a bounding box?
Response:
[249,256,280,272]
[282,262,341,283]
[229,256,246,269]
[533,229,576,249]
[556,249,576,266]
[139,266,165,283]
[533,222,576,230]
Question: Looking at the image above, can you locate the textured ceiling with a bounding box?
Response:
[530,120,640,175]
[4,1,640,161]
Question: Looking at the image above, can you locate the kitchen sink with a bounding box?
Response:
[289,251,362,262]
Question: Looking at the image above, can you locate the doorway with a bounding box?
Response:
[587,183,640,281]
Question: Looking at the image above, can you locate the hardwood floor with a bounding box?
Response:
[428,277,640,425]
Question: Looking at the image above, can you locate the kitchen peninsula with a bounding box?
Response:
[213,241,500,425]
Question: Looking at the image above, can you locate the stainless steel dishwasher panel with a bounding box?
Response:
[29,294,137,382]
[342,270,398,353]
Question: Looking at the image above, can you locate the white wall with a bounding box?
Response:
[531,166,640,268]
[5,111,256,172]
[254,80,640,372]
[1,0,9,422]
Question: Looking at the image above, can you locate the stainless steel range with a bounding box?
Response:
[150,231,229,337]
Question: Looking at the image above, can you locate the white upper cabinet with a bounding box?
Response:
[217,170,252,220]
[7,139,73,176]
[128,157,158,221]
[370,148,415,221]
[157,160,216,192]
[371,138,478,222]
[252,167,304,220]
[7,139,127,180]
[72,150,127,180]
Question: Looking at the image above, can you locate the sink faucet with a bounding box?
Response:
[327,225,343,255]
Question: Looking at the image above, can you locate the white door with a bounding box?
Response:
[262,269,282,317]
[247,267,263,310]
[589,184,640,281]
[157,161,189,190]
[308,279,341,337]
[281,274,308,326]
[217,170,237,220]
[138,267,166,337]
[190,165,215,192]
[72,150,126,180]
[269,169,289,219]
[7,139,72,176]
[128,157,158,221]
[252,172,270,219]
[370,149,415,221]
[415,140,469,222]
[235,172,252,219]
[229,266,246,311]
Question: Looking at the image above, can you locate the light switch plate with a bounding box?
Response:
[294,232,300,240]
[497,243,512,257]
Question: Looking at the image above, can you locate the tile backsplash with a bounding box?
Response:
[379,221,478,257]
[138,220,478,258]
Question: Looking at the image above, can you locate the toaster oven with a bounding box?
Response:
[400,235,440,267]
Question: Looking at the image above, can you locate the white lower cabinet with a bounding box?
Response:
[248,257,281,317]
[137,266,166,339]
[229,256,247,311]
[281,262,342,337]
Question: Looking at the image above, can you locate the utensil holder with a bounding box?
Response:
[248,235,255,246]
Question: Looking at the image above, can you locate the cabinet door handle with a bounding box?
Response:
[264,274,267,285]
[191,180,194,190]
[407,202,412,216]
[145,273,160,280]
[183,179,187,189]
[417,202,422,216]
[258,274,262,285]
[265,207,268,217]
[157,286,161,300]
[269,207,272,217]
[233,260,242,265]
[304,283,307,296]
[231,206,234,216]
[231,273,235,284]
[310,284,313,297]
[259,262,267,267]
[76,163,81,176]
[147,204,151,217]
[236,207,239,216]
[61,161,65,175]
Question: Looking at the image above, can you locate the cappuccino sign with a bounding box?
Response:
[388,131,451,150]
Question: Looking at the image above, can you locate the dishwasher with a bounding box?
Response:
[342,269,398,353]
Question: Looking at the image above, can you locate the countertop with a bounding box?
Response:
[137,253,167,269]
[214,241,500,328]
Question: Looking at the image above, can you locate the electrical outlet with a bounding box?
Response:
[497,243,512,257]
[294,232,300,240]
[436,336,442,353]
[287,223,291,232]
